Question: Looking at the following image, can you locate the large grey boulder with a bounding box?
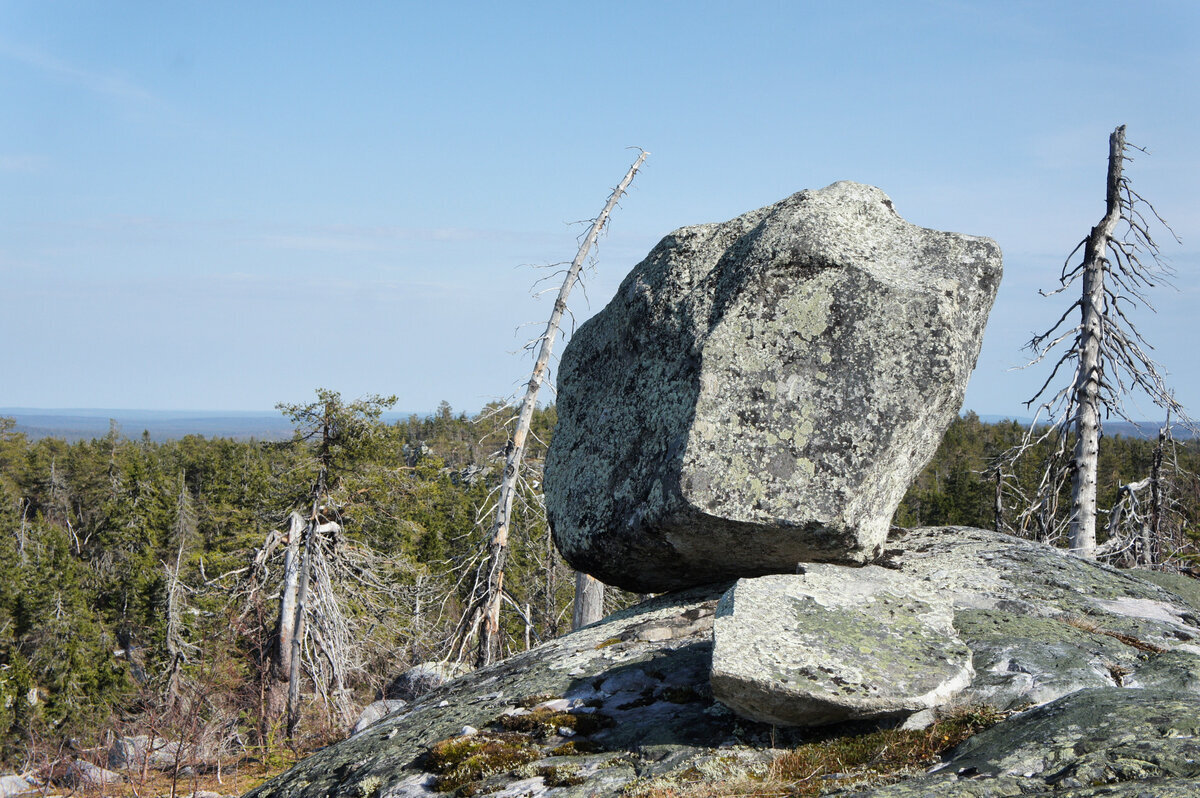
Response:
[60,759,123,788]
[383,661,468,702]
[711,568,973,726]
[545,182,1002,592]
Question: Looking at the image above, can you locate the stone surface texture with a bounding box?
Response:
[384,661,467,702]
[107,734,184,771]
[848,688,1200,796]
[545,182,1002,592]
[62,760,123,788]
[0,774,35,798]
[246,528,1200,798]
[711,568,973,726]
[351,699,409,734]
[892,527,1200,711]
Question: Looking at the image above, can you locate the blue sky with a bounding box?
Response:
[1,1,1196,419]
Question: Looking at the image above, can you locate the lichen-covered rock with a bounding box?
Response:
[846,688,1200,796]
[545,182,1002,592]
[891,527,1200,711]
[60,760,123,788]
[244,585,768,798]
[247,527,1200,798]
[351,699,409,734]
[711,569,973,726]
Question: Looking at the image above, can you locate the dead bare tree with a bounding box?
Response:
[1016,125,1193,558]
[229,389,408,741]
[452,149,648,666]
[163,475,199,711]
[1098,414,1198,568]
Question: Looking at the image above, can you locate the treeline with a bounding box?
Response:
[0,405,1196,771]
[896,412,1200,562]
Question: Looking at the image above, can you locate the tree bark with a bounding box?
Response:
[285,517,315,739]
[287,465,325,740]
[267,512,303,724]
[1147,425,1166,566]
[1068,125,1125,558]
[572,572,604,630]
[993,468,1004,533]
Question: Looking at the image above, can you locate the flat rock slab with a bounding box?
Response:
[546,181,1002,592]
[711,568,973,726]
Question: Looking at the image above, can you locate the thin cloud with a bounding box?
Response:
[257,234,385,253]
[253,224,515,252]
[0,39,156,104]
[0,154,45,173]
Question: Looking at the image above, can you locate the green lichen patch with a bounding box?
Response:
[495,707,615,739]
[549,739,599,756]
[423,732,540,794]
[355,776,382,798]
[538,764,587,787]
[620,705,1007,798]
[768,704,1006,790]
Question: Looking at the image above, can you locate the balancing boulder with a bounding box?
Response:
[545,181,1002,592]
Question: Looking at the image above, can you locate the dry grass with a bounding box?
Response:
[623,704,1007,798]
[1061,615,1166,653]
[48,754,297,798]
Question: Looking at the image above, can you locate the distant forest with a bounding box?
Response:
[0,402,1196,774]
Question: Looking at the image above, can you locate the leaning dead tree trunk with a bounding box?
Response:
[453,149,648,667]
[1066,126,1125,557]
[266,512,304,723]
[1014,125,1193,559]
[286,468,324,740]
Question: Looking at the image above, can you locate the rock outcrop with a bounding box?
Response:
[849,688,1200,796]
[246,528,1200,798]
[243,184,1193,798]
[891,527,1200,712]
[545,182,1002,592]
